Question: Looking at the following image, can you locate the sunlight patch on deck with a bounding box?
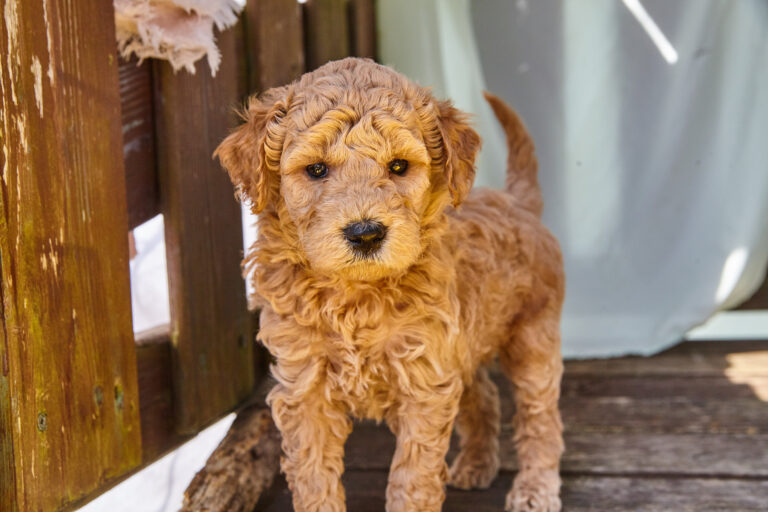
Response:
[725,351,768,402]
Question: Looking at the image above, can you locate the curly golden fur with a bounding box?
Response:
[215,57,564,512]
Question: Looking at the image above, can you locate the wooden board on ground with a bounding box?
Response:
[561,375,768,400]
[0,1,142,510]
[343,425,768,478]
[154,27,254,434]
[181,405,280,512]
[564,346,768,376]
[660,339,768,356]
[559,395,768,435]
[257,471,768,512]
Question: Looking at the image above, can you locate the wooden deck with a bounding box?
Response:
[254,341,768,511]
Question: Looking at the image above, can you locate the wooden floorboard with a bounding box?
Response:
[560,475,768,512]
[564,345,768,377]
[254,341,768,510]
[257,472,768,511]
[342,427,768,477]
[561,375,768,400]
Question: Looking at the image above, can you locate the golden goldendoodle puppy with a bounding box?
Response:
[216,57,564,512]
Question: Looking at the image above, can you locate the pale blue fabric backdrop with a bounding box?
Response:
[378,0,768,357]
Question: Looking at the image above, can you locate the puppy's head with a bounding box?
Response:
[216,58,480,281]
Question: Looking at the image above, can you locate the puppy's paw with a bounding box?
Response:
[447,450,500,490]
[505,469,561,512]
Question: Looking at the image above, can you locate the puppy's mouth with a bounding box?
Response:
[342,219,388,259]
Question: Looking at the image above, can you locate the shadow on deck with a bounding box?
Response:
[255,341,768,511]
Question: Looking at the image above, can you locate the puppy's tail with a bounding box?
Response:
[483,92,543,217]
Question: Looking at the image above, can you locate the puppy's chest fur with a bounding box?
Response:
[257,263,464,421]
[325,293,460,419]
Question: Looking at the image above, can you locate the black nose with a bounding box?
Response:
[343,220,387,255]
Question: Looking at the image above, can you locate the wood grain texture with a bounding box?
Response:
[119,55,159,229]
[559,400,767,435]
[561,375,768,400]
[660,339,768,356]
[556,433,768,478]
[564,349,768,376]
[257,471,768,512]
[303,0,351,71]
[133,314,262,466]
[135,336,190,463]
[344,424,768,477]
[560,475,768,512]
[0,1,142,510]
[348,0,376,59]
[154,27,254,433]
[245,0,305,92]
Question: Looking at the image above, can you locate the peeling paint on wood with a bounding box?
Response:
[3,0,20,105]
[42,0,54,85]
[30,56,43,116]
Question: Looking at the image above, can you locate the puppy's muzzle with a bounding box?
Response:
[343,220,387,257]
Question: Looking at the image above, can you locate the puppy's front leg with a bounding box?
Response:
[500,315,564,512]
[385,380,462,512]
[269,383,352,512]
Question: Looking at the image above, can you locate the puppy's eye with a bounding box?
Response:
[306,162,328,179]
[388,159,408,175]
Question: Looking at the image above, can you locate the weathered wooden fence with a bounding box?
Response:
[0,0,375,510]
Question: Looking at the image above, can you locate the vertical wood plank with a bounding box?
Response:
[245,0,305,91]
[0,338,17,511]
[135,333,190,462]
[0,1,142,510]
[304,0,351,71]
[154,27,254,434]
[119,56,159,229]
[348,0,377,59]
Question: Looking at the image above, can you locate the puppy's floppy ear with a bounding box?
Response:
[435,99,482,207]
[214,86,289,213]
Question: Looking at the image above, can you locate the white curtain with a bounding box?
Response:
[378,0,768,357]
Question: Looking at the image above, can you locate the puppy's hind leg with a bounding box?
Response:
[499,312,564,512]
[448,366,501,489]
